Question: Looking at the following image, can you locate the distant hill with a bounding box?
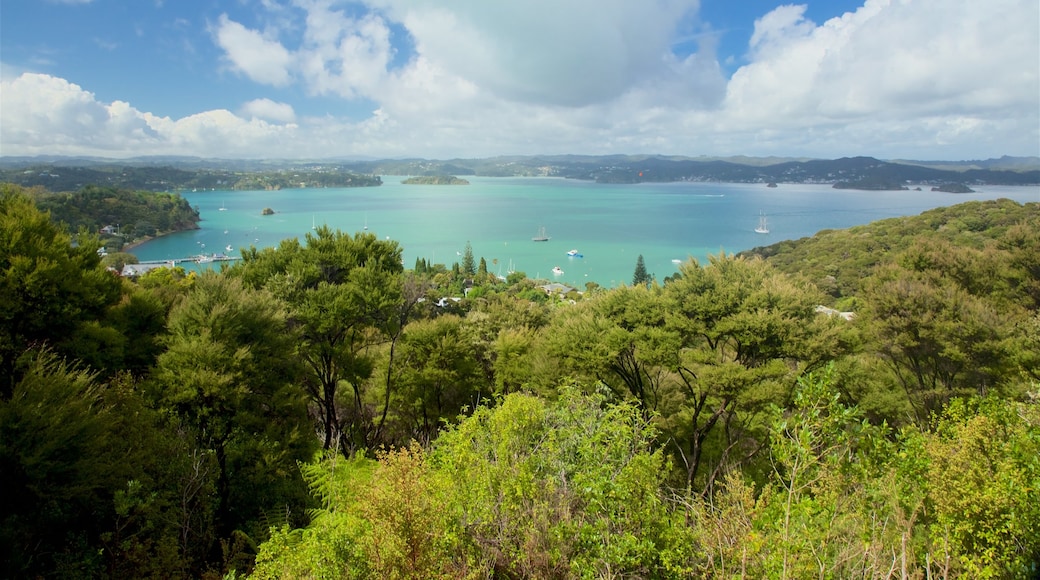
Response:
[890,155,1040,172]
[0,163,382,192]
[2,154,1037,191]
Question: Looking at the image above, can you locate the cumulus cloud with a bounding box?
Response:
[378,0,701,106]
[214,14,293,86]
[0,73,310,158]
[2,0,1037,160]
[213,0,709,108]
[240,98,297,123]
[717,0,1039,156]
[0,74,159,153]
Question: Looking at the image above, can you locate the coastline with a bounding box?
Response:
[121,225,199,253]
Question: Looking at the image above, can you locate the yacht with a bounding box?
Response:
[552,266,564,275]
[755,214,770,234]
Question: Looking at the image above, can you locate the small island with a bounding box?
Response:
[262,207,275,215]
[931,183,975,193]
[402,175,470,185]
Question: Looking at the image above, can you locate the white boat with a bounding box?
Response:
[532,226,550,242]
[219,201,227,211]
[225,244,233,252]
[196,254,214,264]
[566,248,583,257]
[312,215,316,230]
[755,214,770,234]
[552,266,564,275]
[671,259,682,264]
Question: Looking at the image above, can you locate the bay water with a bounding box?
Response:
[131,176,1039,288]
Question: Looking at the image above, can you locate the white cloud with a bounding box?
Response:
[377,0,702,106]
[214,14,293,86]
[1,0,1037,160]
[0,74,159,154]
[716,0,1039,156]
[0,73,308,158]
[240,98,297,123]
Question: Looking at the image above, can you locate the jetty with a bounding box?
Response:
[122,254,240,277]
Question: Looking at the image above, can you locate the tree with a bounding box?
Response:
[862,260,1020,426]
[384,315,484,444]
[0,353,193,577]
[632,253,651,286]
[461,241,475,277]
[660,254,848,489]
[0,185,123,396]
[229,227,405,455]
[152,273,316,552]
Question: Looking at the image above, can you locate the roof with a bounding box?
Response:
[540,282,575,294]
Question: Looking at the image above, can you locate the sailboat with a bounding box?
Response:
[532,226,550,242]
[219,201,227,211]
[755,214,770,234]
[312,215,316,230]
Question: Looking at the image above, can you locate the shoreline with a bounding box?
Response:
[121,225,199,253]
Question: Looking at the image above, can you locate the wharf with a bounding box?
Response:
[137,254,240,266]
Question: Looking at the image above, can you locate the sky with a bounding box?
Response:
[1,0,1038,161]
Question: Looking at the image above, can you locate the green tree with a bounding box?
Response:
[151,274,316,552]
[0,353,192,577]
[0,185,123,395]
[229,227,404,454]
[461,241,476,276]
[660,254,848,489]
[384,315,484,444]
[632,253,651,286]
[862,260,1020,426]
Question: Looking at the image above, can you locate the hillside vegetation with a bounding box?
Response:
[2,181,1037,579]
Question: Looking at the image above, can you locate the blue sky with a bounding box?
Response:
[2,0,1037,160]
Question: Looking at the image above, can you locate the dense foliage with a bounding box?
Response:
[1,183,1037,578]
[22,184,201,249]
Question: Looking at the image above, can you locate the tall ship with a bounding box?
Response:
[755,214,769,234]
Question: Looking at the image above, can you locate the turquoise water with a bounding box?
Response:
[131,176,1039,288]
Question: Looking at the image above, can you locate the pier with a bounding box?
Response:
[123,254,241,277]
[136,254,241,266]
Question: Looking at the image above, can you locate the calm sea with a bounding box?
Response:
[131,176,1039,288]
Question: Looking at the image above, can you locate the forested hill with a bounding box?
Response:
[740,198,1040,302]
[3,154,1038,187]
[0,164,382,192]
[26,184,200,247]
